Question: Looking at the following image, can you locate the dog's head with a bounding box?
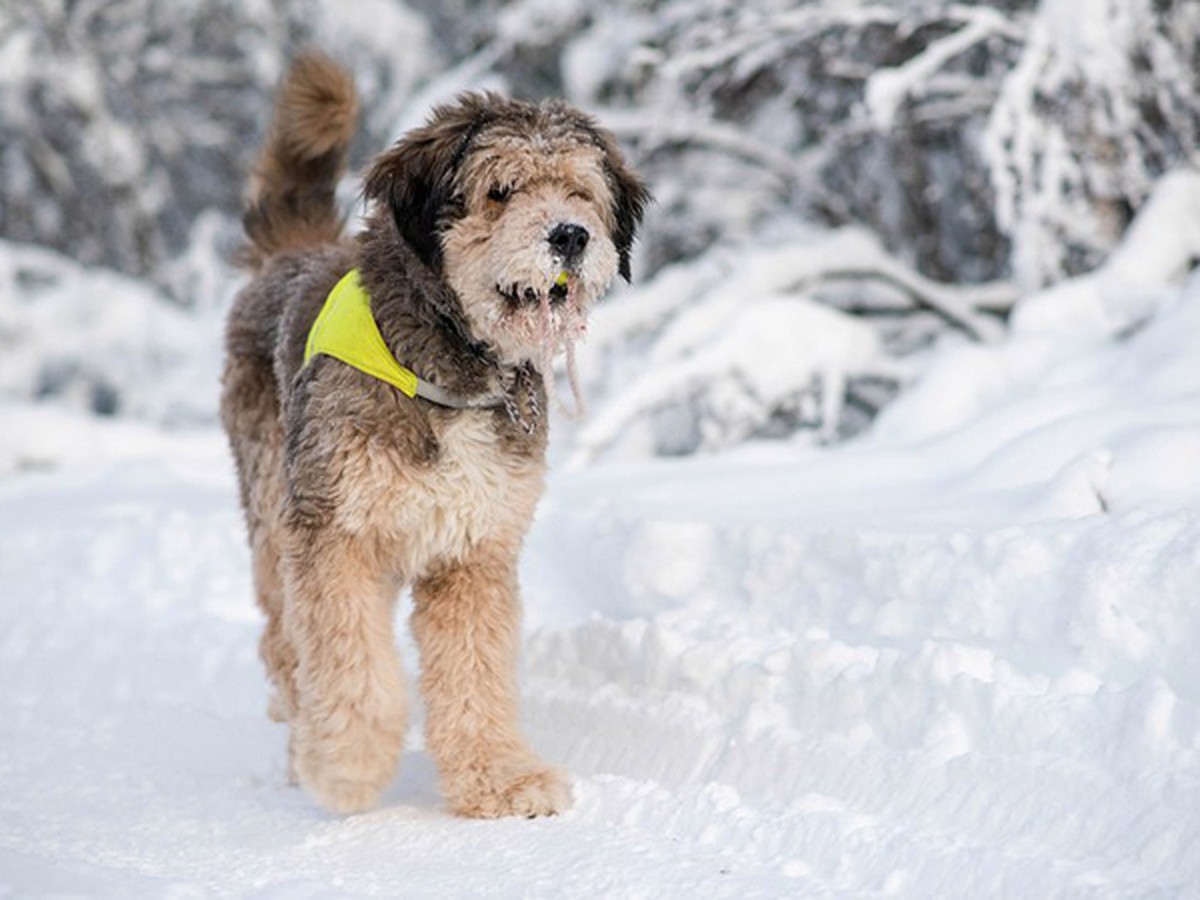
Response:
[364,92,649,364]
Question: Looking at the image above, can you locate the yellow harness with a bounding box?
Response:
[303,269,500,410]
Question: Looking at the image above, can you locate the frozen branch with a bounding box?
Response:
[865,6,1026,131]
[600,109,830,189]
[813,265,1015,341]
[746,229,1015,342]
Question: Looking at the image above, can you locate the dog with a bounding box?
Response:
[220,52,648,817]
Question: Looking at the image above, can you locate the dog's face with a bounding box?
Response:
[364,93,648,365]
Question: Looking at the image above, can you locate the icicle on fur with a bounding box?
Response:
[537,288,587,420]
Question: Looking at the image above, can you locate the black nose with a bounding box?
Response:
[548,223,589,262]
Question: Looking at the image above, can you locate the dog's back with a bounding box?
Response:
[222,53,360,430]
[221,53,360,482]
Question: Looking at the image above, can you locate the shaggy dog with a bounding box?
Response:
[220,53,647,817]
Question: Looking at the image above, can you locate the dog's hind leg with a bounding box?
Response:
[283,530,406,814]
[411,542,572,818]
[220,343,300,731]
[252,513,296,726]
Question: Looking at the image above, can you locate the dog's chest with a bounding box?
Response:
[336,411,544,573]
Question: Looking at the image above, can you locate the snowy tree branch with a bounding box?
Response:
[865,5,1026,130]
[600,110,832,190]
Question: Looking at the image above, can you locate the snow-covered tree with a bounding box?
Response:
[0,0,431,297]
[985,0,1200,289]
[2,0,1196,454]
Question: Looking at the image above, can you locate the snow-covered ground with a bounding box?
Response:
[3,206,1200,897]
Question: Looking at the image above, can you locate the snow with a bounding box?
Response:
[0,239,224,445]
[3,194,1200,897]
[578,292,883,455]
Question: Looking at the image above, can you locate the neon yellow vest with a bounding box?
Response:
[303,268,420,397]
[303,269,504,411]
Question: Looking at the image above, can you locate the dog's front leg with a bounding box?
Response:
[282,529,406,815]
[412,542,571,818]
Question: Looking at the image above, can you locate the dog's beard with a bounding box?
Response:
[472,267,597,420]
[445,210,618,417]
[493,271,593,418]
[492,270,588,353]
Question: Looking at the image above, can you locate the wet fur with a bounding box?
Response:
[220,52,647,817]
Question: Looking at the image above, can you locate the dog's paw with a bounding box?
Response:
[295,747,389,814]
[306,775,385,816]
[448,763,573,819]
[291,725,402,815]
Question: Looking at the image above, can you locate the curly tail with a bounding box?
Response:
[239,52,358,270]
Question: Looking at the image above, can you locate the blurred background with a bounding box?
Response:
[1,0,1197,465]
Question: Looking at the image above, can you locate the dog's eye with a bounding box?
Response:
[568,189,593,203]
[487,185,511,204]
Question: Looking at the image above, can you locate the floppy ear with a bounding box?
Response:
[597,131,651,282]
[362,95,495,271]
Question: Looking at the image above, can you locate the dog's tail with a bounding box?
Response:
[239,53,358,270]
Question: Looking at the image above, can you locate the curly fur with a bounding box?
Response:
[220,51,647,817]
